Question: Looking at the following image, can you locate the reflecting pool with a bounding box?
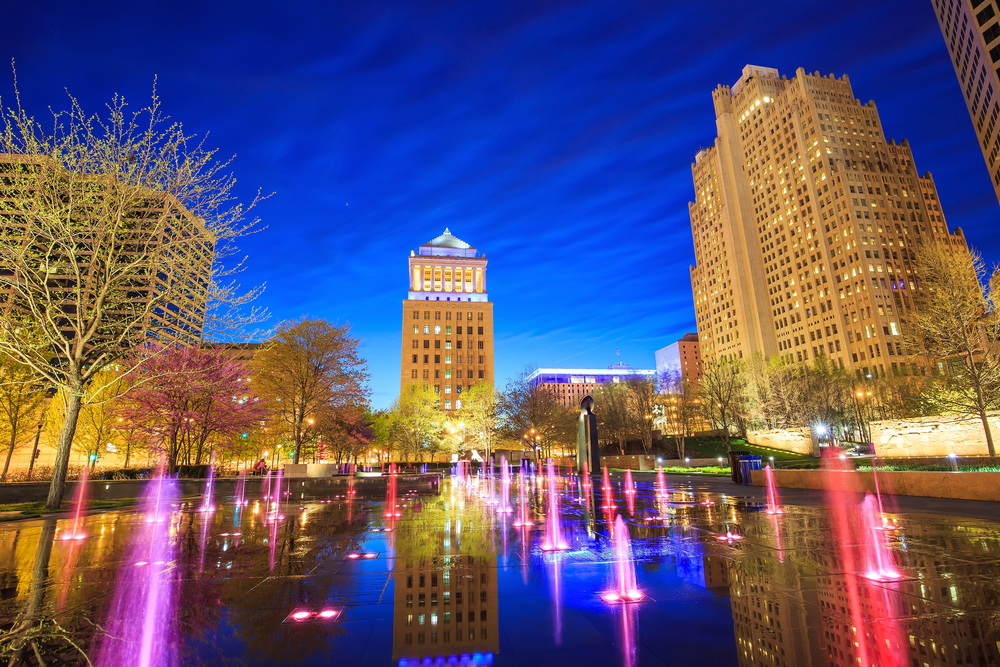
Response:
[0,470,999,666]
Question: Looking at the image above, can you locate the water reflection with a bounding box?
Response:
[0,472,995,666]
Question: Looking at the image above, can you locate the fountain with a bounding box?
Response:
[60,465,89,540]
[96,470,180,667]
[513,468,532,528]
[541,459,569,550]
[261,470,272,504]
[602,515,643,602]
[859,493,902,581]
[498,456,512,513]
[199,451,216,513]
[763,464,783,515]
[624,468,636,515]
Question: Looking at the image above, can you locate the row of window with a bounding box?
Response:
[412,325,484,335]
[414,311,485,321]
[410,369,485,380]
[414,339,483,350]
[403,628,488,645]
[406,611,488,626]
[410,354,486,365]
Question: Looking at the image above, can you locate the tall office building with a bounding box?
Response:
[400,229,494,411]
[0,153,214,348]
[689,65,968,377]
[931,0,1000,206]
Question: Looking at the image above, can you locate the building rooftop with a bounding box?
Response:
[418,228,477,257]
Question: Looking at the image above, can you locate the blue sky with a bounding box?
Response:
[6,1,999,408]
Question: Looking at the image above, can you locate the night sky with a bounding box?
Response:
[5,1,999,408]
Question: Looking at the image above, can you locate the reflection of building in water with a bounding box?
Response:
[392,516,499,662]
[717,515,1000,667]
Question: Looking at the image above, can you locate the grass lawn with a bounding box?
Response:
[685,438,813,462]
[0,498,141,522]
[613,466,731,477]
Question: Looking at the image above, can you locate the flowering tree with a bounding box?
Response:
[117,347,268,473]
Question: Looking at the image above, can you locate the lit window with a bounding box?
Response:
[435,326,441,334]
[445,355,451,364]
[445,385,452,394]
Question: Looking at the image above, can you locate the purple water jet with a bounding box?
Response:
[199,451,216,513]
[97,470,180,667]
[603,515,643,603]
[541,459,568,550]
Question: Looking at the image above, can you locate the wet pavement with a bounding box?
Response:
[0,470,999,666]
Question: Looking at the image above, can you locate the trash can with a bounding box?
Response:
[729,451,749,484]
[738,455,762,486]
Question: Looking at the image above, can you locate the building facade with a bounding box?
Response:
[400,229,494,412]
[689,65,968,377]
[931,0,1000,207]
[655,332,703,389]
[0,153,214,349]
[526,365,657,408]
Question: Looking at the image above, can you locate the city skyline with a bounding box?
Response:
[4,1,999,408]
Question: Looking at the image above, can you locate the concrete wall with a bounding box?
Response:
[745,427,814,455]
[749,468,1000,502]
[870,414,1000,458]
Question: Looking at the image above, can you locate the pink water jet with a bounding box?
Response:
[602,515,643,603]
[96,469,179,667]
[624,469,636,514]
[763,464,783,515]
[61,465,89,540]
[601,466,615,509]
[498,456,513,513]
[541,459,568,550]
[859,493,902,581]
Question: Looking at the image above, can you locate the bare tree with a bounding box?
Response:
[594,380,633,455]
[0,354,47,480]
[625,375,657,454]
[499,366,572,460]
[0,82,266,508]
[699,357,749,452]
[659,371,699,459]
[253,318,369,464]
[909,240,1000,456]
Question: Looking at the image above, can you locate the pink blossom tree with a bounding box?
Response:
[117,346,269,473]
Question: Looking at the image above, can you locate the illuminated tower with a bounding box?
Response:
[400,229,494,411]
[689,65,967,377]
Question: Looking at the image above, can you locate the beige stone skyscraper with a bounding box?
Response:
[689,65,968,376]
[931,0,1000,206]
[400,229,494,412]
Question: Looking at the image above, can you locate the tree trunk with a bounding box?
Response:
[124,440,131,468]
[26,423,42,481]
[46,391,83,510]
[8,518,57,663]
[2,428,17,481]
[979,408,996,457]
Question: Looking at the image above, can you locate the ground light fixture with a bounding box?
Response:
[282,608,342,624]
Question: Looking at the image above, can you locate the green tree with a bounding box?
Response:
[253,318,369,464]
[0,354,47,480]
[461,382,501,461]
[388,384,442,463]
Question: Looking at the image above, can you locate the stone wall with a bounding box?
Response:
[749,468,1000,502]
[871,413,1000,458]
[745,427,814,455]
